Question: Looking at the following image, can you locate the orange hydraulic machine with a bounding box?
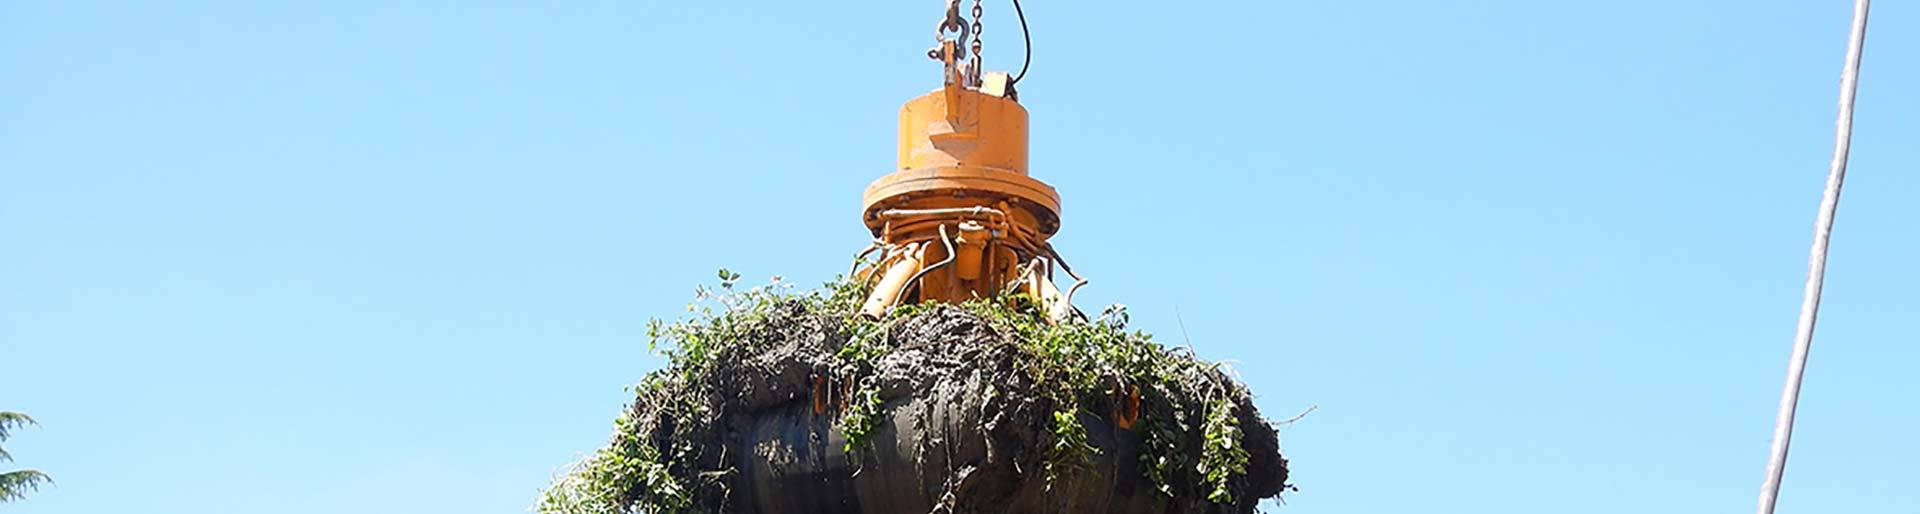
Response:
[853,0,1083,322]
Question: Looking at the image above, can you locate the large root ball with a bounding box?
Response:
[541,283,1289,514]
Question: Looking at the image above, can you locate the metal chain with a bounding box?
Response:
[969,0,984,58]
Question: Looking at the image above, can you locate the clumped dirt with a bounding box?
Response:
[609,301,1288,514]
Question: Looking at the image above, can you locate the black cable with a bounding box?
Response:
[1010,0,1032,85]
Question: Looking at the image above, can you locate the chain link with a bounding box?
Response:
[969,0,984,58]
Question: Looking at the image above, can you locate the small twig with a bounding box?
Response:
[1275,405,1318,426]
[1173,305,1198,356]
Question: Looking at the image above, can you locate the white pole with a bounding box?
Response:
[1755,1,1871,513]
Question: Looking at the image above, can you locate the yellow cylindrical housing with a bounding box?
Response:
[864,85,1060,239]
[895,87,1028,173]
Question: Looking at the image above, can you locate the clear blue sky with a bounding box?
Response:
[3,1,1915,512]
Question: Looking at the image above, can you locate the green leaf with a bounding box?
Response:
[0,469,51,503]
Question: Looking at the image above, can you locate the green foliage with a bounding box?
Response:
[538,413,685,514]
[837,380,886,453]
[643,272,793,385]
[1042,408,1096,488]
[0,411,50,503]
[1138,414,1184,497]
[0,412,33,441]
[1199,395,1251,504]
[954,299,1256,502]
[830,300,934,453]
[542,272,864,514]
